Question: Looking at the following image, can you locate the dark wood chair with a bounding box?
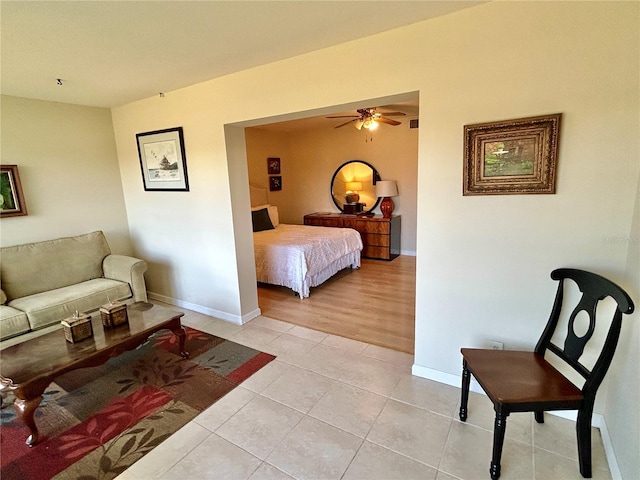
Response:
[459,268,634,480]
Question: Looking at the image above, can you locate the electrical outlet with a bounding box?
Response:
[489,341,504,350]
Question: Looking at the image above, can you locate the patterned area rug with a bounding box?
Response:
[1,326,275,480]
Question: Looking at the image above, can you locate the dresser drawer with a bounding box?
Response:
[363,245,391,260]
[341,218,358,230]
[305,217,343,228]
[362,233,390,247]
[356,220,390,234]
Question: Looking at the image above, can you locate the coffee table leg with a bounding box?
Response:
[14,395,43,446]
[173,325,189,359]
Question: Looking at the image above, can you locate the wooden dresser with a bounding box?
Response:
[304,213,401,261]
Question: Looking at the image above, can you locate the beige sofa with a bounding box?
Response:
[0,231,148,342]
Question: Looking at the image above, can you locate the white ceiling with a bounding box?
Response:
[1,1,483,108]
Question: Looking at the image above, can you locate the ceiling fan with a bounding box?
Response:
[327,108,406,130]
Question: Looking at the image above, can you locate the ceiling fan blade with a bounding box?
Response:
[376,117,402,126]
[334,119,357,128]
[377,111,406,117]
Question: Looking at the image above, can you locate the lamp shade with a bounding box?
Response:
[345,181,362,192]
[375,180,398,198]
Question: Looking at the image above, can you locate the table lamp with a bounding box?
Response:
[375,180,398,219]
[345,181,362,203]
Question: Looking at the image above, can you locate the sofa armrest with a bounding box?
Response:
[103,255,148,303]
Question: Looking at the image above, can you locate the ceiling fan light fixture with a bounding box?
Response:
[330,106,406,130]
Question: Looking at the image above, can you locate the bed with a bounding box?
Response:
[250,185,362,298]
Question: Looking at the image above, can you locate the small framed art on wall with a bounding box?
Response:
[136,127,189,191]
[269,176,282,191]
[267,157,281,175]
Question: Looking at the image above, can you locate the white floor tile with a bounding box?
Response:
[228,324,283,350]
[361,343,414,367]
[240,359,299,393]
[194,386,256,432]
[125,421,211,479]
[267,416,362,480]
[261,365,337,413]
[321,334,368,353]
[249,462,295,480]
[160,434,261,480]
[264,333,319,358]
[343,440,438,480]
[391,374,462,418]
[338,354,406,396]
[308,382,387,438]
[248,316,295,333]
[367,399,452,468]
[286,324,329,342]
[215,395,304,460]
[440,421,534,480]
[121,304,613,480]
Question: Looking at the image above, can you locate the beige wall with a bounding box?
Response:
[110,2,638,475]
[244,128,293,209]
[245,118,419,254]
[0,95,131,253]
[604,169,639,480]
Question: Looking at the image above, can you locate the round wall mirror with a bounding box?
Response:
[330,160,381,214]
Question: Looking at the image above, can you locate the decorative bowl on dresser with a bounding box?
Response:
[304,213,400,260]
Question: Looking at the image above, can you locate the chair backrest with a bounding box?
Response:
[535,268,634,400]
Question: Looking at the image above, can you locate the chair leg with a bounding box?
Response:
[459,360,471,421]
[535,411,544,423]
[576,403,594,478]
[490,406,508,480]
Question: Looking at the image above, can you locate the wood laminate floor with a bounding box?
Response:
[257,255,416,354]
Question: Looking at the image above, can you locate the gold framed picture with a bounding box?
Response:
[463,113,561,195]
[1,164,28,217]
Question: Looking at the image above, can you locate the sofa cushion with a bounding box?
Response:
[0,305,31,341]
[0,231,111,301]
[8,278,132,331]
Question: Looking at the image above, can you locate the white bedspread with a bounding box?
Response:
[253,224,362,298]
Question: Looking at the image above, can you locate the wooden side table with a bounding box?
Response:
[304,213,401,260]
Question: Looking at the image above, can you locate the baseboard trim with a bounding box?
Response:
[594,416,621,480]
[411,364,620,479]
[147,292,261,325]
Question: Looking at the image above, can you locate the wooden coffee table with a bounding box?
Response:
[0,302,188,446]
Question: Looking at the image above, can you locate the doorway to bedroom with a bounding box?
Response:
[257,256,415,354]
[240,93,419,354]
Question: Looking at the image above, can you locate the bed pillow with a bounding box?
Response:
[251,204,279,227]
[266,205,279,227]
[252,208,275,232]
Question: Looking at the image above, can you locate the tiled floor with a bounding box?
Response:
[116,306,611,480]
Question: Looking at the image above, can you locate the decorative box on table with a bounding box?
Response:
[343,203,364,214]
[100,301,128,328]
[61,312,93,343]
